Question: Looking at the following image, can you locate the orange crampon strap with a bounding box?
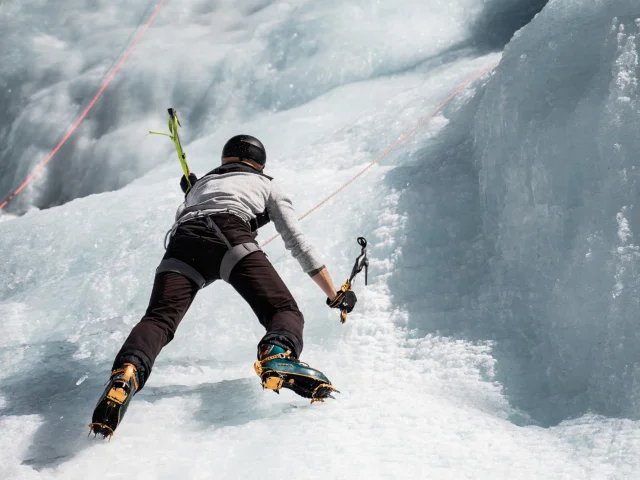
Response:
[111,363,139,391]
[254,350,292,376]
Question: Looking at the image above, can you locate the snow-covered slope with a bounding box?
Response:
[1,0,639,478]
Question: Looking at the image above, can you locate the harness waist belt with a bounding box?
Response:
[177,205,270,232]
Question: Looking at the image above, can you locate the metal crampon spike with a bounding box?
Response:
[88,423,114,440]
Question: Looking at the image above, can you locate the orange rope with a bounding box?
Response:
[0,0,166,211]
[260,62,497,247]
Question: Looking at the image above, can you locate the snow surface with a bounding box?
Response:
[1,0,640,478]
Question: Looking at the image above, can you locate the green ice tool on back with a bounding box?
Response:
[150,108,193,192]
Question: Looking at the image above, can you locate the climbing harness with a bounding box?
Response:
[156,214,263,287]
[338,237,369,323]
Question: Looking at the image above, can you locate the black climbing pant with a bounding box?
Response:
[113,213,304,388]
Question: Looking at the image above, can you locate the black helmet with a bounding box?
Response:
[221,135,266,166]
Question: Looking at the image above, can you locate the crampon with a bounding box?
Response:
[89,363,139,439]
[254,344,338,403]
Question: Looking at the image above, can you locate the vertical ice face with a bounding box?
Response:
[471,0,640,424]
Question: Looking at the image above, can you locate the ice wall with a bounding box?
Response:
[476,0,640,425]
[389,0,640,426]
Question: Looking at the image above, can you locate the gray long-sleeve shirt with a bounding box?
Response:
[173,168,324,275]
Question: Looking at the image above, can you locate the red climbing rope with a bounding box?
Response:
[0,0,166,211]
[260,62,497,247]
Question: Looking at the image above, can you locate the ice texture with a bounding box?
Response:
[1,0,640,479]
[0,0,482,212]
[473,0,640,425]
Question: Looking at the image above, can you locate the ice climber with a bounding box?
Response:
[90,135,357,438]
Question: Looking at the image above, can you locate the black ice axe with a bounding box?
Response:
[338,237,369,324]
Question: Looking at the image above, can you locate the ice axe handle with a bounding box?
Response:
[338,281,351,324]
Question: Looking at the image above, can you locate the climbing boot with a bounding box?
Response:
[89,363,139,439]
[254,344,338,403]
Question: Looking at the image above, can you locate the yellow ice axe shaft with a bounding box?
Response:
[149,108,192,191]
